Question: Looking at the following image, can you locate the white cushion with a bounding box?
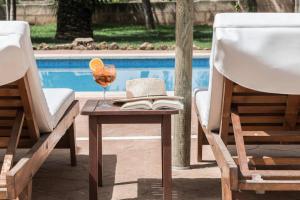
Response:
[213,13,300,94]
[195,67,224,131]
[43,88,75,129]
[0,34,27,86]
[204,13,300,132]
[0,21,74,132]
[214,13,300,28]
[195,90,209,127]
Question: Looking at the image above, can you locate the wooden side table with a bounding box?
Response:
[81,100,179,200]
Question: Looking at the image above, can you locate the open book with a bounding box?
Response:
[121,99,183,110]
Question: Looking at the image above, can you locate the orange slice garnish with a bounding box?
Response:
[89,58,104,74]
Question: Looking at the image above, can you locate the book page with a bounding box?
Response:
[152,99,183,110]
[121,100,153,110]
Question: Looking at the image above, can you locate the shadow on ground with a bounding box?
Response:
[31,150,300,200]
[120,178,300,200]
[32,153,117,200]
[122,178,220,200]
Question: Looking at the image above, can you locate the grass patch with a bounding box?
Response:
[31,24,212,49]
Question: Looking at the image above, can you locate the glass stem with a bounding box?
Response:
[103,87,106,103]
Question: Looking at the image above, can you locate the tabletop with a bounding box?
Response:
[81,100,179,116]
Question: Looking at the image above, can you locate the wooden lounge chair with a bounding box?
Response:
[0,21,79,199]
[195,13,300,199]
[196,78,300,199]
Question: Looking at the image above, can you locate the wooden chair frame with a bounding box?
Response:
[195,77,300,199]
[0,74,79,199]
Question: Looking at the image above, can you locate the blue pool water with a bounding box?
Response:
[37,58,210,91]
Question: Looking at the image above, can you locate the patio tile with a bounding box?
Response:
[23,96,300,199]
[32,140,300,200]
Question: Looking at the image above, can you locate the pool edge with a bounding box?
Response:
[35,51,210,60]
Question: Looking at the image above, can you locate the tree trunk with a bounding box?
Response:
[6,0,16,20]
[55,0,94,40]
[10,0,16,20]
[5,0,10,20]
[237,0,258,12]
[173,0,193,169]
[142,0,155,29]
[295,0,300,12]
[247,0,257,12]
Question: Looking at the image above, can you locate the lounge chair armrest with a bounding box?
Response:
[193,88,208,119]
[5,101,79,199]
[193,88,207,96]
[206,131,239,190]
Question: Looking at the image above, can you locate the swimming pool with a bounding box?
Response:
[37,58,210,91]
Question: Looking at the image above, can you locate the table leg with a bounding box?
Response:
[98,123,103,187]
[89,116,98,200]
[161,115,172,200]
[161,132,164,187]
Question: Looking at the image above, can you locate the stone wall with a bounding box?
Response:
[238,0,295,12]
[257,0,294,12]
[0,3,56,24]
[0,0,296,25]
[92,1,237,25]
[17,3,56,24]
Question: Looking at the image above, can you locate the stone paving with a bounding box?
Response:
[26,95,300,199]
[25,50,300,198]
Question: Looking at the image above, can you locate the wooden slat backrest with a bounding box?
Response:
[0,75,39,148]
[220,78,300,144]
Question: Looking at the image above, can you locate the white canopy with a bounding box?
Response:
[0,21,74,132]
[197,13,300,131]
[0,21,30,86]
[212,13,300,94]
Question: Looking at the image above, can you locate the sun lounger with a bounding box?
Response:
[0,21,79,199]
[195,13,300,199]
